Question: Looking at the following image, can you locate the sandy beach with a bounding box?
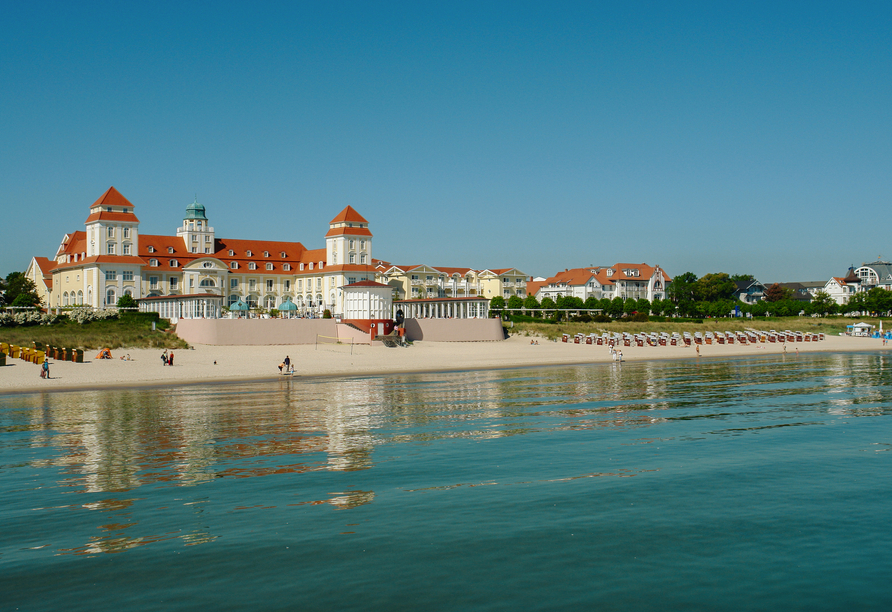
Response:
[1,333,885,395]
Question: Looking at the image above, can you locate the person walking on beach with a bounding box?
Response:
[696,344,700,356]
[284,355,290,369]
[168,351,174,366]
[161,350,168,366]
[41,357,50,379]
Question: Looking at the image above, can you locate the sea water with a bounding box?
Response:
[1,352,891,611]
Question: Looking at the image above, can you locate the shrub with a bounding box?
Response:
[323,309,332,319]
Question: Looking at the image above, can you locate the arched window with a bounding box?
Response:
[63,292,69,306]
[106,288,116,306]
[265,295,276,309]
[230,262,238,269]
[77,290,83,305]
[199,279,216,287]
[228,294,240,307]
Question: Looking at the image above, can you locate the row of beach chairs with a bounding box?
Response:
[561,330,824,347]
[0,341,85,366]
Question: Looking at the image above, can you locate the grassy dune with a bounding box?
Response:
[1,317,189,350]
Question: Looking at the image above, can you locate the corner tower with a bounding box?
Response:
[176,196,215,254]
[325,206,372,266]
[84,186,140,258]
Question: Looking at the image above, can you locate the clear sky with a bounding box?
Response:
[2,1,890,283]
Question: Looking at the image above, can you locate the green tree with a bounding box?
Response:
[523,295,540,310]
[865,288,892,315]
[668,271,698,314]
[694,273,736,302]
[583,296,599,309]
[730,274,755,282]
[636,298,651,315]
[807,290,837,316]
[4,272,40,308]
[556,295,583,309]
[606,297,624,318]
[490,296,506,315]
[117,294,138,309]
[507,295,524,310]
[843,292,867,315]
[623,298,637,316]
[540,297,556,310]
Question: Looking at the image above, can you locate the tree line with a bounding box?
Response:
[492,272,892,319]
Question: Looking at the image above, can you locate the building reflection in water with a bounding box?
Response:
[10,352,892,555]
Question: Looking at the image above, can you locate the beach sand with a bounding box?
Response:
[0,334,884,395]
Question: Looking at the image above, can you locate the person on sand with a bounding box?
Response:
[41,357,50,379]
[696,344,700,356]
[161,350,168,366]
[168,351,174,366]
[284,355,290,369]
[278,362,284,374]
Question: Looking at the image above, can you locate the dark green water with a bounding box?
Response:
[2,353,891,611]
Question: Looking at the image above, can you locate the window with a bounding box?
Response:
[316,278,322,289]
[105,270,116,281]
[205,236,211,243]
[283,263,290,271]
[349,254,355,264]
[228,250,235,256]
[204,247,210,254]
[297,279,302,290]
[248,262,257,270]
[105,288,116,305]
[280,252,286,258]
[123,271,133,281]
[228,294,240,307]
[249,279,257,290]
[349,240,355,250]
[167,247,174,254]
[123,227,130,238]
[123,243,131,255]
[266,280,274,291]
[246,250,252,257]
[360,240,366,250]
[202,262,214,269]
[319,262,323,269]
[107,227,115,238]
[284,280,291,291]
[263,251,269,257]
[230,262,238,269]
[309,263,313,270]
[200,279,215,288]
[107,243,115,255]
[348,277,357,285]
[150,259,159,266]
[148,246,155,253]
[300,263,304,271]
[149,276,158,289]
[230,278,238,289]
[169,260,177,267]
[360,254,366,264]
[170,277,178,289]
[266,263,273,270]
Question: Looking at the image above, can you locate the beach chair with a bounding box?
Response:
[562,334,569,343]
[0,352,5,367]
[74,349,84,363]
[0,342,8,355]
[715,333,725,345]
[819,333,825,341]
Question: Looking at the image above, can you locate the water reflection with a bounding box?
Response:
[3,352,892,557]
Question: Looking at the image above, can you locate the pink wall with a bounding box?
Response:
[403,318,505,342]
[176,319,338,345]
[176,318,506,345]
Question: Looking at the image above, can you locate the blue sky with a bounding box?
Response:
[2,1,890,283]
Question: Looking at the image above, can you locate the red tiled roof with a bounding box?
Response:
[344,280,390,288]
[329,206,368,224]
[324,226,373,237]
[85,211,140,223]
[91,186,135,209]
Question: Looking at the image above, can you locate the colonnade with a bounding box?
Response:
[394,299,489,319]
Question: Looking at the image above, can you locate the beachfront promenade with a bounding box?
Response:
[0,332,878,395]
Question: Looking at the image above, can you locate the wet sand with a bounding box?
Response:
[0,334,883,395]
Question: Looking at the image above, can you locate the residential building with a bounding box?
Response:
[535,264,671,303]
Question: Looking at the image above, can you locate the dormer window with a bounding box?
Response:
[300,263,304,271]
[148,246,155,253]
[170,260,178,267]
[248,262,257,270]
[283,263,291,271]
[309,263,313,270]
[168,247,174,253]
[280,252,286,258]
[263,251,269,257]
[246,250,252,257]
[150,259,159,267]
[266,263,273,270]
[228,250,234,256]
[230,262,238,269]
[319,262,323,269]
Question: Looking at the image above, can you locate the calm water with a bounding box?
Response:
[2,353,891,611]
